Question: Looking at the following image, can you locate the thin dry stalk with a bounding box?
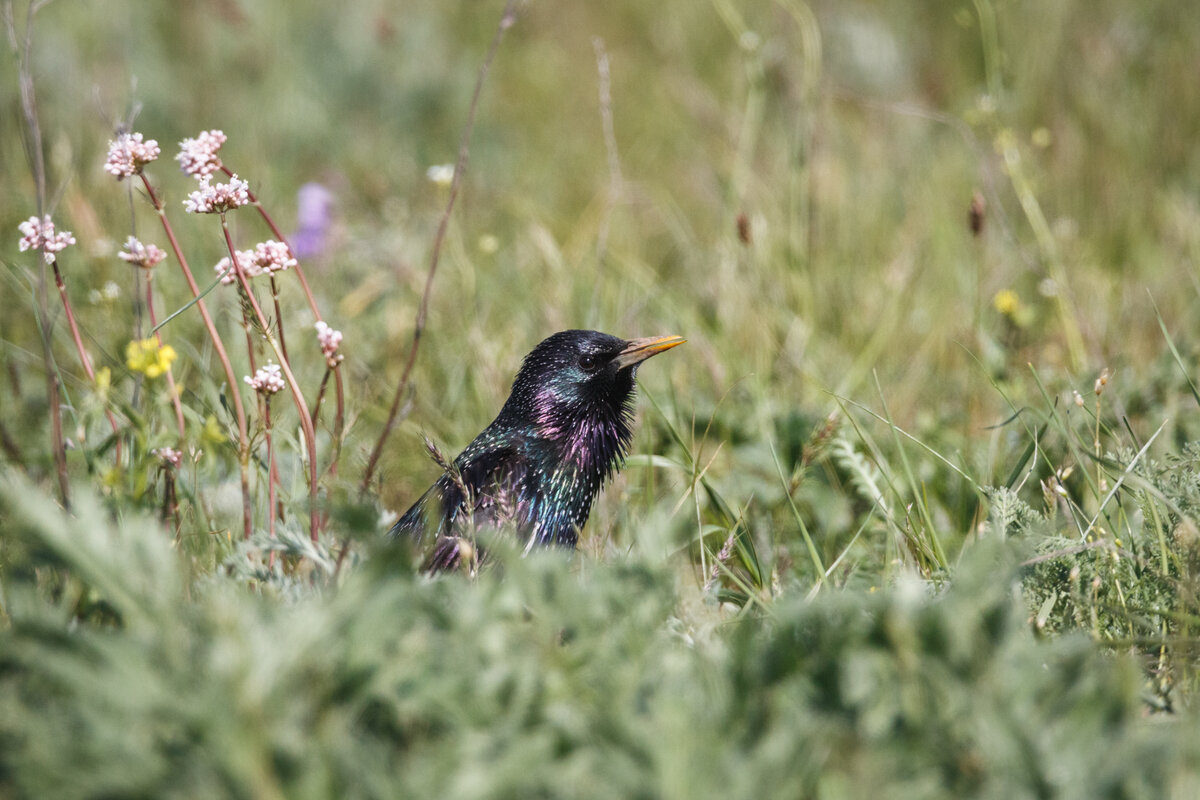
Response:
[6,0,68,504]
[360,0,519,494]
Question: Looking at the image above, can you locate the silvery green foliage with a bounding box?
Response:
[3,474,1198,799]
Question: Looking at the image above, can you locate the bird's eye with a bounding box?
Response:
[578,353,598,372]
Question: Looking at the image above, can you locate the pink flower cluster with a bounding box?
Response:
[184,174,250,214]
[118,236,168,270]
[315,321,344,367]
[17,216,76,263]
[250,240,295,275]
[176,129,227,178]
[104,132,161,179]
[213,239,295,285]
[152,446,183,469]
[214,251,254,285]
[245,362,286,395]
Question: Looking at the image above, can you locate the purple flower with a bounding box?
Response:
[290,182,334,259]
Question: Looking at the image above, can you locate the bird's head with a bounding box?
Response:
[501,329,684,473]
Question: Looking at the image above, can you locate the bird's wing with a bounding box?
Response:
[388,440,536,546]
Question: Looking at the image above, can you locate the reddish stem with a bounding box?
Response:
[221,219,321,542]
[264,397,277,568]
[141,174,253,540]
[224,167,321,321]
[221,167,347,491]
[51,259,123,461]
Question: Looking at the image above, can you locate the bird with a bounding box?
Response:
[389,329,685,571]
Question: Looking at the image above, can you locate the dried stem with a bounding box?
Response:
[592,36,624,266]
[6,0,67,504]
[360,0,519,494]
[140,173,253,539]
[221,219,321,542]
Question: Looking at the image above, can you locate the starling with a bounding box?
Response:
[389,329,685,570]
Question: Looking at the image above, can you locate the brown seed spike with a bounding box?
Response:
[969,191,986,237]
[736,212,751,245]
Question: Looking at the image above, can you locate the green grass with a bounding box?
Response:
[2,0,1200,795]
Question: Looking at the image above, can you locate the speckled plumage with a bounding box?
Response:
[388,330,684,570]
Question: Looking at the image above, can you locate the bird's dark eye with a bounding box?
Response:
[578,353,598,372]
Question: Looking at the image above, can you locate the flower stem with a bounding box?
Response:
[51,259,123,461]
[264,396,277,568]
[141,174,253,539]
[221,219,320,542]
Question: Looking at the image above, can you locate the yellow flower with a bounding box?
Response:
[992,289,1020,317]
[202,415,228,445]
[125,338,177,378]
[95,366,111,393]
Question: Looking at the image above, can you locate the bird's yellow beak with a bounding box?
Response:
[614,335,686,370]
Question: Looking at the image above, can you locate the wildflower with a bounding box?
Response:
[245,362,285,395]
[126,338,177,378]
[201,415,228,445]
[104,132,161,179]
[17,215,76,263]
[213,249,258,285]
[315,321,344,367]
[251,240,296,275]
[992,289,1020,316]
[118,236,168,270]
[153,446,183,469]
[184,174,250,214]
[292,182,334,258]
[425,163,454,187]
[95,366,112,394]
[176,129,227,178]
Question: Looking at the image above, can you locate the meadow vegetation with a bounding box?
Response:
[2,0,1200,795]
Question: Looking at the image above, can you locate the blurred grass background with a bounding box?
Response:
[3,0,1200,795]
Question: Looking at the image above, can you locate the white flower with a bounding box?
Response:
[251,240,296,275]
[214,249,259,285]
[315,321,344,367]
[104,132,161,179]
[184,174,250,214]
[245,362,285,395]
[176,129,227,178]
[153,446,182,469]
[117,236,168,269]
[17,216,76,263]
[425,163,454,187]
